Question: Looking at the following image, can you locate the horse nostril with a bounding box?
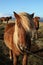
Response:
[18,43,28,52]
[19,43,23,50]
[25,46,27,49]
[20,46,23,50]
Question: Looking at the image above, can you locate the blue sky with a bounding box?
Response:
[0,0,43,17]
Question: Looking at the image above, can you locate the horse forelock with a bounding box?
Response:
[19,15,31,32]
[19,12,34,32]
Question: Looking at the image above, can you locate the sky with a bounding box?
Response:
[0,0,43,17]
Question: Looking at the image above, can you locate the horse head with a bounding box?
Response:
[13,12,34,53]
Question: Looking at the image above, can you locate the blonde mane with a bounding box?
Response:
[13,12,34,50]
[19,12,34,32]
[13,22,20,50]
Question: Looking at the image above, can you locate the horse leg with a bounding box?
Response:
[9,50,13,60]
[22,54,28,65]
[13,53,17,65]
[31,30,35,41]
[37,30,38,38]
[35,30,38,39]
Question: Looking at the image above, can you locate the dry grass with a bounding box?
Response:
[0,22,43,65]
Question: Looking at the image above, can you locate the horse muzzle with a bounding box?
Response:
[18,43,29,53]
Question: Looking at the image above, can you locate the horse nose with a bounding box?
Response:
[25,46,27,49]
[24,45,30,51]
[18,43,29,52]
[19,44,26,51]
[19,43,23,50]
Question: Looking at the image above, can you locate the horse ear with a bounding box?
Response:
[30,13,34,18]
[13,12,21,21]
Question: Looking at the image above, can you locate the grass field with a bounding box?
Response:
[0,22,43,65]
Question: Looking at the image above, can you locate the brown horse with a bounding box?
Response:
[0,16,12,23]
[4,12,34,65]
[5,16,12,23]
[0,17,5,23]
[33,17,40,39]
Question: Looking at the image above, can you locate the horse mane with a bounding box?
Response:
[18,12,34,31]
